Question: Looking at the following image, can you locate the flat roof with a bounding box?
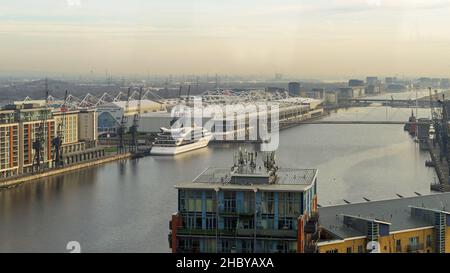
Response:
[318,193,450,239]
[176,167,317,192]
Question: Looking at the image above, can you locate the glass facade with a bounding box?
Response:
[175,183,316,253]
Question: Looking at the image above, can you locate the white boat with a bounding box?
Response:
[150,126,213,155]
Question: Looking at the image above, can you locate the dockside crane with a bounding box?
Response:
[178,85,182,101]
[32,78,50,172]
[186,85,191,105]
[52,90,68,167]
[129,87,142,153]
[432,88,448,162]
[117,87,131,154]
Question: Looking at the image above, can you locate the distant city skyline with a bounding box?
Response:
[1,0,450,78]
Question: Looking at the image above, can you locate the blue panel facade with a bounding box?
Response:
[202,191,206,229]
[218,191,224,229]
[379,223,390,236]
[274,192,279,228]
[236,191,244,213]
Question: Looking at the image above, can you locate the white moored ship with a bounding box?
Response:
[150,126,213,155]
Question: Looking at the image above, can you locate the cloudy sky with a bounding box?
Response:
[1,0,450,79]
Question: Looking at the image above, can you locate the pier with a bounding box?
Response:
[428,139,450,192]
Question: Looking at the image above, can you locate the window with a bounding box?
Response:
[242,191,255,213]
[205,191,216,212]
[220,240,233,253]
[357,245,363,253]
[223,217,237,230]
[261,192,275,214]
[409,236,419,245]
[241,240,254,253]
[325,249,338,253]
[182,214,202,229]
[261,214,275,229]
[426,235,432,248]
[223,191,236,212]
[278,218,295,230]
[278,192,301,217]
[179,190,202,212]
[395,239,401,252]
[346,247,352,253]
[203,239,216,253]
[205,214,216,229]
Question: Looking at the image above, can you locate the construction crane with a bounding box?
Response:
[117,87,131,154]
[186,85,191,105]
[129,87,142,153]
[178,85,182,102]
[32,78,50,172]
[431,88,448,162]
[52,90,68,167]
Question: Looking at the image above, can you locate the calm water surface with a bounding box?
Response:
[0,92,438,252]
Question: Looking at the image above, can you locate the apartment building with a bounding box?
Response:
[17,106,55,174]
[169,151,319,253]
[0,110,19,178]
[317,193,450,253]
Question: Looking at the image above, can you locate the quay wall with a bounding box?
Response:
[0,153,131,189]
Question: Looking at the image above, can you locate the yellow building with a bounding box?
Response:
[78,109,97,143]
[317,194,450,253]
[53,110,79,144]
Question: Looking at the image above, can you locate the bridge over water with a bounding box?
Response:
[279,120,429,125]
[345,98,440,108]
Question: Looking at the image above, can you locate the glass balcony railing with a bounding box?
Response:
[407,243,424,253]
[176,228,218,236]
[176,226,297,239]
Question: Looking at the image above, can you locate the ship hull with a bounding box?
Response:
[150,135,212,155]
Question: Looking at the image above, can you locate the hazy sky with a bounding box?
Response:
[1,0,450,79]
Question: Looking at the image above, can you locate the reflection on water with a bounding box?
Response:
[0,104,437,252]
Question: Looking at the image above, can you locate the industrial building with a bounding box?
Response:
[136,97,323,142]
[169,151,319,253]
[94,90,323,143]
[97,100,165,135]
[317,193,450,253]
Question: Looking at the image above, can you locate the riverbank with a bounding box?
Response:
[0,153,131,190]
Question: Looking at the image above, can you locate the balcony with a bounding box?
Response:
[219,207,237,216]
[236,228,297,238]
[236,229,255,237]
[407,243,424,253]
[177,228,218,237]
[258,229,297,238]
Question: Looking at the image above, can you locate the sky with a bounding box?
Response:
[1,0,450,79]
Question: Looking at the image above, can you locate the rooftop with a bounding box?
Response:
[318,193,450,240]
[176,167,317,192]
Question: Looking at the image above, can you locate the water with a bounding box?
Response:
[0,95,437,252]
